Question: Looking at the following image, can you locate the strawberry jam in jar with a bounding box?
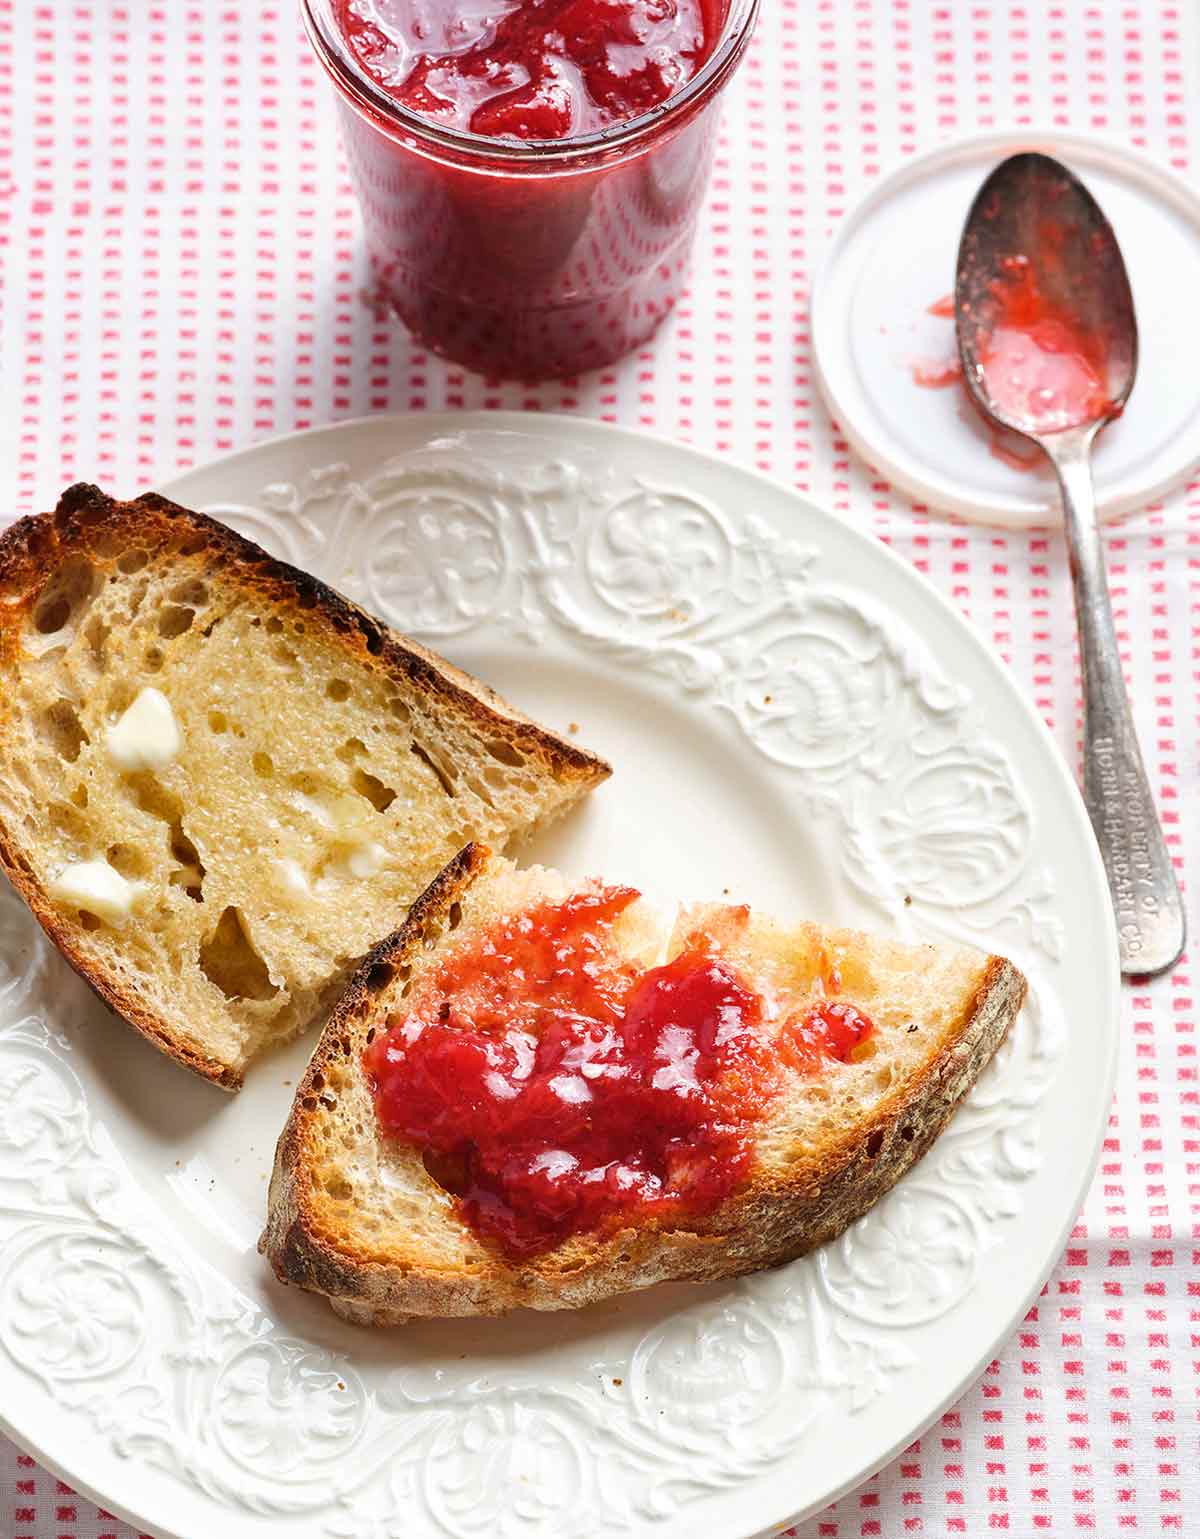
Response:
[301,0,759,379]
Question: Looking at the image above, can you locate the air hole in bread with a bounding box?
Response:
[127,771,178,823]
[397,964,411,981]
[336,737,367,764]
[865,1129,885,1159]
[126,579,149,618]
[411,742,456,799]
[49,800,86,838]
[323,1175,352,1200]
[157,605,194,639]
[144,647,164,672]
[483,765,508,789]
[84,613,109,666]
[351,767,396,813]
[106,842,148,879]
[365,1026,376,1045]
[464,774,495,808]
[39,699,89,762]
[208,710,228,734]
[311,1071,326,1090]
[388,697,410,723]
[107,681,136,716]
[71,783,88,809]
[178,534,207,557]
[448,901,462,931]
[91,528,127,558]
[400,980,414,998]
[78,911,102,931]
[252,752,274,779]
[199,906,278,1001]
[273,643,298,669]
[296,589,319,611]
[364,962,394,994]
[302,1095,318,1111]
[294,622,306,634]
[900,1125,915,1143]
[168,820,206,901]
[34,597,71,635]
[117,548,150,574]
[264,617,284,635]
[170,578,209,608]
[32,557,97,635]
[486,739,525,768]
[327,679,351,702]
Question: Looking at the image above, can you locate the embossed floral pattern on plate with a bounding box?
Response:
[0,417,1115,1539]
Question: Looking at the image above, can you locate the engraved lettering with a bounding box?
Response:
[1092,734,1143,952]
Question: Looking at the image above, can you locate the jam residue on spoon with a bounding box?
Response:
[364,886,874,1257]
[975,249,1116,433]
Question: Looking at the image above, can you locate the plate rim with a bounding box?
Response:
[0,409,1121,1539]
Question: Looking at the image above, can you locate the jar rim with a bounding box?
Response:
[300,0,761,165]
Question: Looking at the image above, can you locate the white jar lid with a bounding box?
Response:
[811,129,1200,526]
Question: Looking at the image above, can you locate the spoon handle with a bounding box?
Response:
[1047,429,1185,976]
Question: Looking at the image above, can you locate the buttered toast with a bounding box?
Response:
[0,486,608,1088]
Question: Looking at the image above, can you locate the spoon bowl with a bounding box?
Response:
[954,151,1184,977]
[956,152,1138,438]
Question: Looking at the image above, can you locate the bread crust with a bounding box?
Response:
[0,487,609,1089]
[261,845,1027,1323]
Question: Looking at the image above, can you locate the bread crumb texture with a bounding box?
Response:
[0,489,606,1083]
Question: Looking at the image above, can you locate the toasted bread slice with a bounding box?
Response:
[0,486,608,1088]
[261,845,1026,1323]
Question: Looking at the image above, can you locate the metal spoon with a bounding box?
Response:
[955,151,1185,977]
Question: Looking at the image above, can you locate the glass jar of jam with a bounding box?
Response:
[300,0,759,381]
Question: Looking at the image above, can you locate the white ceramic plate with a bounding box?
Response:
[0,413,1118,1539]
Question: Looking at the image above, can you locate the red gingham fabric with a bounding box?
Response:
[2,1,1198,1535]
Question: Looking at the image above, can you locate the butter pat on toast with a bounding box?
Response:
[0,486,608,1088]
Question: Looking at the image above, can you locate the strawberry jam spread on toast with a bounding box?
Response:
[364,886,874,1257]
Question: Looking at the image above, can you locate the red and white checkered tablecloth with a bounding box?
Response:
[2,0,1198,1534]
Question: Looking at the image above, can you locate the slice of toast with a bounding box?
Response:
[0,486,609,1088]
[261,845,1026,1323]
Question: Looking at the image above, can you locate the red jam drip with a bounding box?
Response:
[364,888,875,1257]
[910,357,962,390]
[333,0,721,139]
[911,290,1065,475]
[978,253,1114,433]
[782,1000,875,1076]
